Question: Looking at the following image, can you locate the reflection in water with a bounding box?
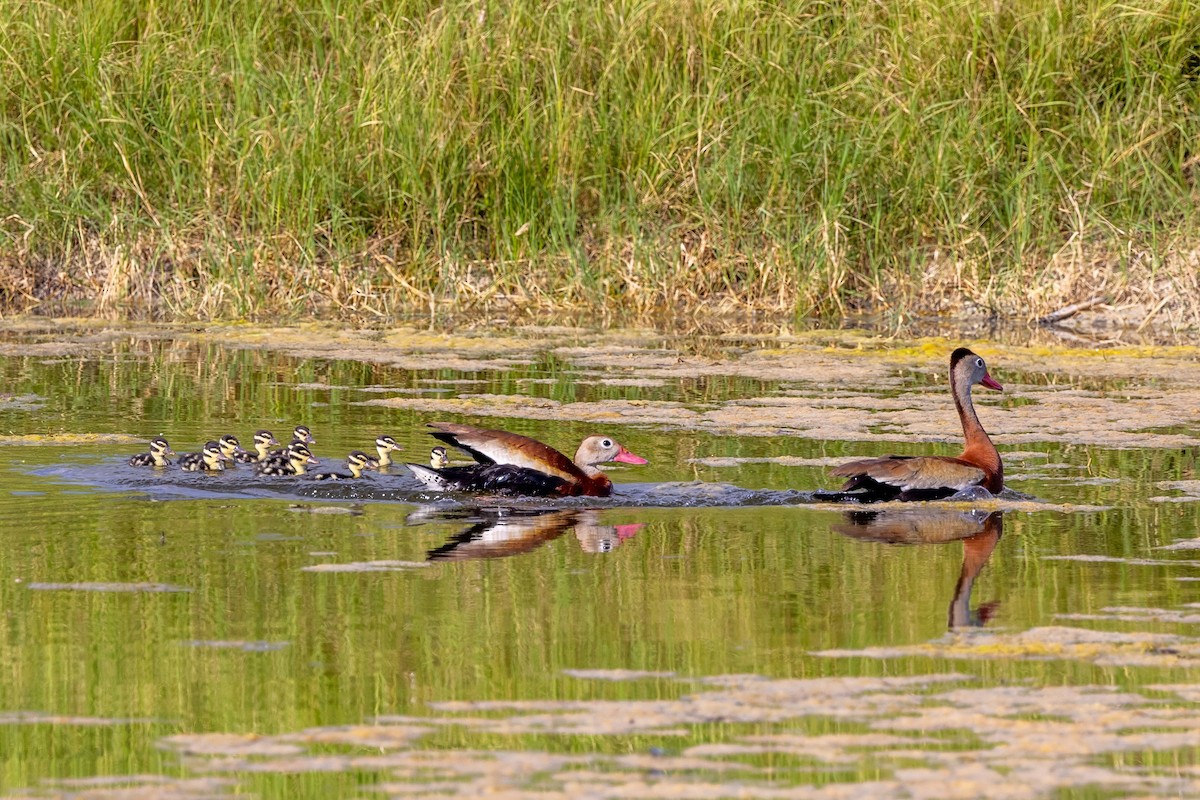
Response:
[832,509,1003,629]
[416,507,646,561]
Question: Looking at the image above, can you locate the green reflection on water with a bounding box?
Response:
[0,333,1199,796]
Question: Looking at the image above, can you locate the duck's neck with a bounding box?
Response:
[152,452,170,467]
[255,442,271,460]
[952,372,1002,484]
[376,445,392,466]
[291,459,308,475]
[349,463,364,478]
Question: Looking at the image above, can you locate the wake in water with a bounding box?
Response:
[32,458,1043,511]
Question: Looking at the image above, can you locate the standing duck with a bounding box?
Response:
[128,437,175,467]
[255,442,319,476]
[405,422,648,497]
[817,348,1003,502]
[179,441,231,472]
[311,451,378,481]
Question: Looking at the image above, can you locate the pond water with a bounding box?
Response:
[2,323,1200,798]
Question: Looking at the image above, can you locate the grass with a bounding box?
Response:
[0,0,1198,325]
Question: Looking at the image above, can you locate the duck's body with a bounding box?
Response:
[232,430,279,463]
[405,422,648,497]
[179,441,230,472]
[128,437,174,467]
[311,451,376,481]
[255,442,318,476]
[373,435,403,467]
[818,348,1003,503]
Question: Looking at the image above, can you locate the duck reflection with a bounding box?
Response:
[417,508,646,561]
[832,509,1003,629]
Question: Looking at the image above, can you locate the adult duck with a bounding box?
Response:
[405,422,648,497]
[818,348,1003,502]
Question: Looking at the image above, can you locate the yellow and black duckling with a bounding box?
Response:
[292,425,316,445]
[217,434,244,464]
[430,446,450,469]
[373,435,403,468]
[232,429,279,463]
[128,437,175,467]
[255,442,319,476]
[179,440,231,472]
[311,451,377,481]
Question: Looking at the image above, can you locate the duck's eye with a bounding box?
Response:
[601,439,613,448]
[975,358,984,368]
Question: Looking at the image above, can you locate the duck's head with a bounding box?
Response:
[218,434,241,457]
[430,446,450,469]
[202,440,230,469]
[293,425,316,444]
[376,435,402,453]
[149,437,175,457]
[287,442,318,467]
[950,348,1003,392]
[574,436,648,475]
[253,429,279,449]
[347,451,378,470]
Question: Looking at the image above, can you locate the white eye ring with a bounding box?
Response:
[975,358,984,368]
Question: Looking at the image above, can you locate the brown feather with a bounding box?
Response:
[830,456,986,491]
[426,423,588,485]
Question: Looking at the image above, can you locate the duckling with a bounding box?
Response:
[232,429,279,463]
[311,451,378,481]
[293,425,316,445]
[255,442,319,476]
[374,435,403,467]
[217,434,243,463]
[179,441,231,472]
[430,446,450,469]
[128,437,175,467]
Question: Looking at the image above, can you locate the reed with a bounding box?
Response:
[1,0,1197,323]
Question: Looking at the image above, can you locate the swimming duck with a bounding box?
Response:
[232,430,279,463]
[128,437,175,467]
[217,434,244,463]
[816,348,1004,502]
[373,435,403,467]
[311,451,377,481]
[405,422,648,497]
[179,440,231,472]
[255,442,319,476]
[293,425,316,445]
[430,446,450,469]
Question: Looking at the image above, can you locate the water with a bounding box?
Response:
[1,324,1199,798]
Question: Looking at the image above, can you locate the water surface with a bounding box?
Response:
[1,324,1199,798]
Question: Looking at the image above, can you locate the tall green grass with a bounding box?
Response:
[1,0,1197,319]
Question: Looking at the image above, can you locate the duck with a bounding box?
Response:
[373,435,403,468]
[405,422,648,497]
[178,440,231,472]
[217,434,245,463]
[292,425,316,445]
[255,442,319,476]
[232,430,280,463]
[311,451,377,481]
[816,347,1003,503]
[430,446,450,469]
[128,437,175,467]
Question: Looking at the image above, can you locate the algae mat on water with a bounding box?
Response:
[0,322,1199,797]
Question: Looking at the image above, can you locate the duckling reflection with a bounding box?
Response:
[420,508,645,561]
[832,509,1002,629]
